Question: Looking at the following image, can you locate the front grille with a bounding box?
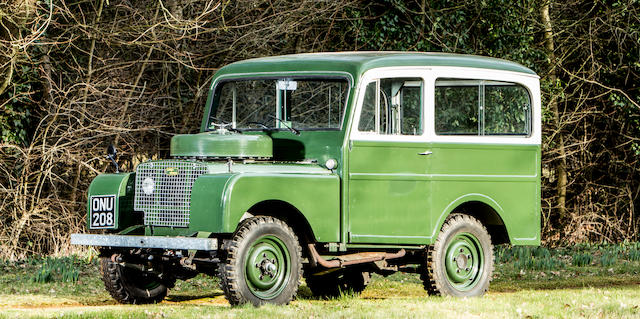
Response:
[134,160,207,227]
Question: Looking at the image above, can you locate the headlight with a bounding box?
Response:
[142,177,155,195]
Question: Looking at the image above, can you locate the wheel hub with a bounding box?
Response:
[257,256,278,278]
[444,232,484,291]
[244,235,291,299]
[265,261,277,273]
[455,253,469,269]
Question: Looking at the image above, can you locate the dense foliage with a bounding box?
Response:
[0,0,639,258]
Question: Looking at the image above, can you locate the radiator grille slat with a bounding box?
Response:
[134,160,207,227]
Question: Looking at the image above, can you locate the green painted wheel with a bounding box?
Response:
[244,235,291,299]
[443,233,484,291]
[218,216,302,306]
[421,214,494,297]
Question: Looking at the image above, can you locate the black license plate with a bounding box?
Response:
[90,195,116,229]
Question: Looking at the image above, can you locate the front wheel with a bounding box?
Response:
[421,214,494,297]
[218,216,302,306]
[100,255,171,304]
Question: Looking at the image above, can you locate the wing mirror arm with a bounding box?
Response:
[106,144,119,173]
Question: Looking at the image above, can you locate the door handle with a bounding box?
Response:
[418,151,433,156]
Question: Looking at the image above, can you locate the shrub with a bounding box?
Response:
[599,252,618,267]
[572,253,593,267]
[497,245,564,271]
[30,257,81,283]
[627,250,640,262]
[513,255,564,271]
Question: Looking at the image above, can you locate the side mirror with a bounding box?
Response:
[107,144,117,158]
[106,144,119,173]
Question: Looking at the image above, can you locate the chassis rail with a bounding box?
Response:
[70,234,218,250]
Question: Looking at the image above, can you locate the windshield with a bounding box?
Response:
[208,77,348,131]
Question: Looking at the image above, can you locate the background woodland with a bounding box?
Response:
[1,0,639,259]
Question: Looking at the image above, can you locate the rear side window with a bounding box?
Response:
[435,79,531,136]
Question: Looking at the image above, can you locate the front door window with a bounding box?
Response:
[358,78,423,136]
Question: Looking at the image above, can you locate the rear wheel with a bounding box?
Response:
[100,256,171,304]
[305,269,370,298]
[218,216,302,306]
[421,214,494,297]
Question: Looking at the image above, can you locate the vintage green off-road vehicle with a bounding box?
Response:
[71,52,541,305]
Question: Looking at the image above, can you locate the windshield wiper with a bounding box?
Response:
[267,115,300,135]
[248,121,271,130]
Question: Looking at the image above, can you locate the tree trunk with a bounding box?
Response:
[541,1,568,222]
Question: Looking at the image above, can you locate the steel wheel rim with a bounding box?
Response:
[443,232,484,291]
[244,235,291,299]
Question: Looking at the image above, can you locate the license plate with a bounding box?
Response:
[90,195,116,229]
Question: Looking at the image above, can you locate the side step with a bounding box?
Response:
[307,243,405,268]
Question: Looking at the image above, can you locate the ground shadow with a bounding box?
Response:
[296,284,377,301]
[492,277,640,293]
[295,285,318,300]
[165,291,224,302]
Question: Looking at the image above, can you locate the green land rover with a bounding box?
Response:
[71,52,541,306]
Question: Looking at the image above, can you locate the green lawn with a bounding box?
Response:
[1,245,640,318]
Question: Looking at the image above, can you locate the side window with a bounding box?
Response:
[435,79,531,136]
[484,84,530,135]
[434,82,479,134]
[358,78,423,135]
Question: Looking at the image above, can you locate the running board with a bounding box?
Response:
[307,243,405,268]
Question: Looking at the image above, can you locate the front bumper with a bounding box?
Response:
[70,234,218,251]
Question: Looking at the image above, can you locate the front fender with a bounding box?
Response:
[87,173,137,231]
[190,173,236,233]
[220,173,340,242]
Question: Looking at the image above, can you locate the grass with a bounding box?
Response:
[1,244,640,318]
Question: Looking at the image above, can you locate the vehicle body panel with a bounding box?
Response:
[348,140,431,244]
[346,142,539,246]
[171,133,273,158]
[221,173,340,242]
[428,143,541,245]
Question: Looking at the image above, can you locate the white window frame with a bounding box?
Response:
[349,67,541,145]
[350,68,429,142]
[427,67,541,145]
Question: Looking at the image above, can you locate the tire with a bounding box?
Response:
[100,256,170,304]
[218,216,303,306]
[305,269,370,298]
[421,214,494,297]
